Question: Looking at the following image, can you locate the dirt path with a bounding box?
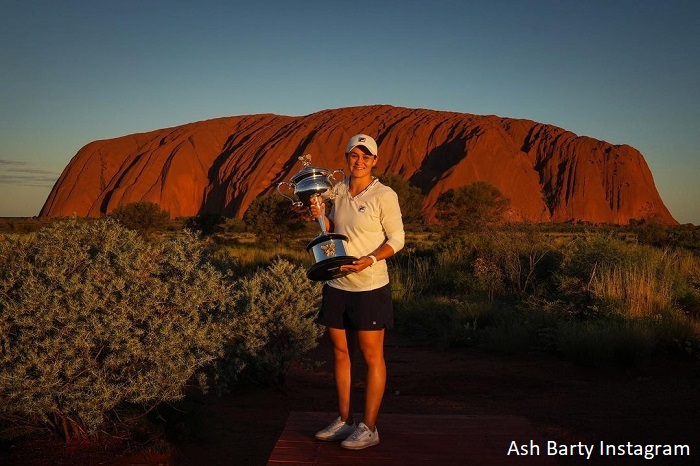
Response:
[3,332,699,465]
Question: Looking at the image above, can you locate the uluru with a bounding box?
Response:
[40,105,677,225]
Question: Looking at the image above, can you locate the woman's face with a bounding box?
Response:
[346,147,378,179]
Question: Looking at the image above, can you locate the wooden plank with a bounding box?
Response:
[267,412,557,466]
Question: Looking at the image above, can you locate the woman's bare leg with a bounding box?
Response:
[357,329,385,430]
[328,327,354,423]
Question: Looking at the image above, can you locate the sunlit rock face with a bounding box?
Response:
[41,105,676,225]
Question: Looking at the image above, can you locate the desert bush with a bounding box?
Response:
[391,228,700,364]
[420,230,560,299]
[0,219,234,441]
[528,234,653,318]
[389,249,434,302]
[243,193,306,243]
[559,233,636,283]
[394,293,539,352]
[663,249,700,319]
[472,229,560,298]
[378,173,425,227]
[389,229,562,305]
[552,236,698,319]
[110,201,170,236]
[677,286,700,320]
[391,238,479,297]
[634,221,670,247]
[434,181,510,230]
[183,214,228,236]
[217,259,323,387]
[217,217,247,235]
[394,296,500,348]
[0,217,57,234]
[556,319,657,367]
[666,224,700,252]
[479,319,532,355]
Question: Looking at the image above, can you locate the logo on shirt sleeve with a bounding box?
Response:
[358,205,366,213]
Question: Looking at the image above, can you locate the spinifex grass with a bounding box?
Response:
[591,263,674,318]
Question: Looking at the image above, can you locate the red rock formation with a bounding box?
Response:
[40,105,677,225]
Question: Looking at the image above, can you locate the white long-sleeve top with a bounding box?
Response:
[325,178,405,292]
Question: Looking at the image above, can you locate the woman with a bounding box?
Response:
[311,134,405,450]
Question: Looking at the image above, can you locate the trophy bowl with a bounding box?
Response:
[277,154,357,281]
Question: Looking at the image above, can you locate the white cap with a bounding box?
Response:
[346,134,378,157]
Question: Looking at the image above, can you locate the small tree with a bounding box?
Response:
[435,181,510,230]
[378,173,425,226]
[110,201,170,236]
[243,193,305,242]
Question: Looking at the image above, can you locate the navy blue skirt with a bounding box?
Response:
[315,283,394,330]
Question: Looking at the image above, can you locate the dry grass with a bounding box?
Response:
[591,263,674,317]
[391,254,433,301]
[216,244,309,269]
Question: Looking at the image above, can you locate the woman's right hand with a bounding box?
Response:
[309,196,325,219]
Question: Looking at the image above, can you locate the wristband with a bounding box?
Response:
[368,255,377,266]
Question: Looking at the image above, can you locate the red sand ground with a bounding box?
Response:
[2,332,698,466]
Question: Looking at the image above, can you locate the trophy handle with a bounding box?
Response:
[276,182,302,207]
[327,169,345,186]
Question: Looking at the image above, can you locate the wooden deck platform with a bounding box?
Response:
[267,412,557,465]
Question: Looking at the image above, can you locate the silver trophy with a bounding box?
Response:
[277,154,356,281]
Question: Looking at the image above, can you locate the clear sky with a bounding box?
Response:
[1,0,698,223]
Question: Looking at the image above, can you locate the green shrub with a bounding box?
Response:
[0,217,57,234]
[243,194,306,243]
[470,230,560,298]
[216,218,247,236]
[394,296,497,348]
[554,236,699,319]
[183,214,227,236]
[389,250,434,302]
[218,259,323,387]
[389,228,700,365]
[434,181,510,230]
[392,238,477,297]
[560,233,635,283]
[377,173,425,227]
[531,234,661,318]
[556,319,657,367]
[422,230,560,300]
[651,310,700,360]
[479,320,531,355]
[394,296,462,345]
[110,201,170,236]
[665,249,700,319]
[0,219,234,441]
[635,221,670,247]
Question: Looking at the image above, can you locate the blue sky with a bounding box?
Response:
[1,0,698,223]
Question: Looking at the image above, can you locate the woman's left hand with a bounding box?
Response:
[339,256,374,273]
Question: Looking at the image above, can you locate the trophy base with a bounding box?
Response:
[305,233,356,281]
[306,256,357,281]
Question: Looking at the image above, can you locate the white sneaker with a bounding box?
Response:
[315,416,356,441]
[340,422,380,450]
